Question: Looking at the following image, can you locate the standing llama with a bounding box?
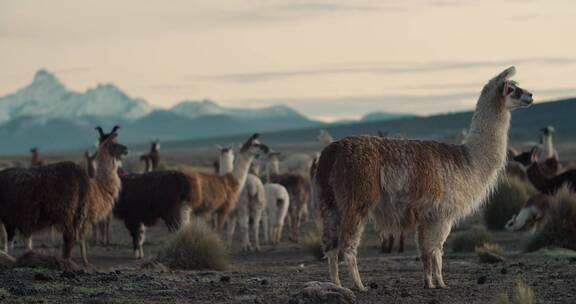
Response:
[184,134,269,231]
[0,126,127,266]
[314,67,533,290]
[140,140,160,173]
[30,147,44,167]
[221,146,268,251]
[266,152,310,242]
[84,150,111,246]
[539,126,557,161]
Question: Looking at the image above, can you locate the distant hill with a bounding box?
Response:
[0,70,322,154]
[159,98,576,150]
[361,111,418,122]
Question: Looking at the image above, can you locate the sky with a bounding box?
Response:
[1,0,576,122]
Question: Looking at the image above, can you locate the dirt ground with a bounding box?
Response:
[1,219,576,304]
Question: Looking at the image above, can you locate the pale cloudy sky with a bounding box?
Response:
[1,0,576,121]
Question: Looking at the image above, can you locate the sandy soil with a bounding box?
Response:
[1,219,575,304]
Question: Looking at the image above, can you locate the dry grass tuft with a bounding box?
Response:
[484,176,536,230]
[475,243,506,263]
[497,280,535,304]
[159,221,229,270]
[525,185,576,252]
[451,225,492,253]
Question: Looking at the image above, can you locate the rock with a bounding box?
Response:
[477,275,488,284]
[368,282,378,289]
[220,276,231,282]
[289,281,357,304]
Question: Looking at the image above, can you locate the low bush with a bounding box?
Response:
[484,176,536,230]
[451,225,492,253]
[496,280,535,304]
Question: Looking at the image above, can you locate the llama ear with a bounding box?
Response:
[95,126,104,137]
[110,125,120,134]
[497,66,516,81]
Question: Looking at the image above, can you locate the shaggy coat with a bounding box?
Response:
[114,170,191,258]
[314,67,532,290]
[0,126,126,266]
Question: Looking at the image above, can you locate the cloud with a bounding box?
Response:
[203,57,576,83]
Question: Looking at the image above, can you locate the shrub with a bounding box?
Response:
[475,243,506,263]
[483,176,536,230]
[451,225,492,253]
[301,232,323,260]
[159,221,229,270]
[496,280,535,304]
[525,185,576,252]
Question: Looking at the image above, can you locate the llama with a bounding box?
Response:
[527,161,576,195]
[505,193,553,231]
[221,147,268,251]
[140,140,160,173]
[83,150,111,246]
[30,147,44,167]
[279,130,334,176]
[539,126,557,161]
[314,67,532,290]
[318,129,334,147]
[264,183,290,244]
[184,134,268,231]
[266,152,310,242]
[0,126,127,266]
[114,170,191,258]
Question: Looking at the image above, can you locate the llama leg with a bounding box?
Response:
[238,212,251,251]
[80,239,90,267]
[416,225,434,289]
[341,222,367,292]
[25,236,33,251]
[252,209,263,251]
[398,231,405,253]
[261,210,269,244]
[4,225,15,255]
[226,214,237,248]
[326,250,341,287]
[430,222,452,288]
[321,204,341,286]
[417,222,451,289]
[91,224,99,245]
[128,223,140,259]
[105,216,111,245]
[137,224,146,259]
[98,221,106,245]
[180,205,192,227]
[62,231,74,260]
[384,233,394,253]
[1,224,7,253]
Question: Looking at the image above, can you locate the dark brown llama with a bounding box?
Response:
[0,126,127,266]
[140,140,160,173]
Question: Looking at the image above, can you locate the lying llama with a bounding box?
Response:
[140,140,160,173]
[114,170,191,258]
[184,134,268,231]
[527,160,576,195]
[266,152,310,242]
[505,193,553,231]
[0,126,127,266]
[314,67,533,290]
[221,147,267,251]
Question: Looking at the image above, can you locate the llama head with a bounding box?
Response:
[151,139,161,152]
[30,147,39,155]
[505,194,550,231]
[240,133,269,156]
[494,67,533,110]
[96,126,128,160]
[540,126,555,136]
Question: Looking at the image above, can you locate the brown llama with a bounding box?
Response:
[84,150,112,246]
[183,134,268,231]
[266,152,310,242]
[30,147,44,167]
[140,140,160,173]
[0,126,127,266]
[314,67,533,290]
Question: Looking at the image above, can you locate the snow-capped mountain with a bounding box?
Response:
[0,69,153,124]
[171,99,305,120]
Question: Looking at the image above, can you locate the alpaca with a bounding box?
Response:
[0,126,127,266]
[266,152,310,242]
[539,126,557,161]
[505,193,553,231]
[114,170,191,258]
[221,147,267,251]
[184,134,268,231]
[29,147,44,167]
[314,67,532,290]
[140,140,160,173]
[83,150,113,246]
[264,183,290,244]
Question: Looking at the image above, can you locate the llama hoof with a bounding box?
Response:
[356,286,369,292]
[436,282,447,289]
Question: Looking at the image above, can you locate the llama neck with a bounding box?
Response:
[219,154,234,175]
[95,151,121,197]
[232,153,254,190]
[464,89,510,179]
[266,159,280,182]
[319,134,333,146]
[542,134,555,159]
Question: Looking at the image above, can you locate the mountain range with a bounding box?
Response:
[0,70,334,153]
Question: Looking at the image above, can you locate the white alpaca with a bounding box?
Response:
[221,147,267,251]
[264,183,290,244]
[314,67,533,290]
